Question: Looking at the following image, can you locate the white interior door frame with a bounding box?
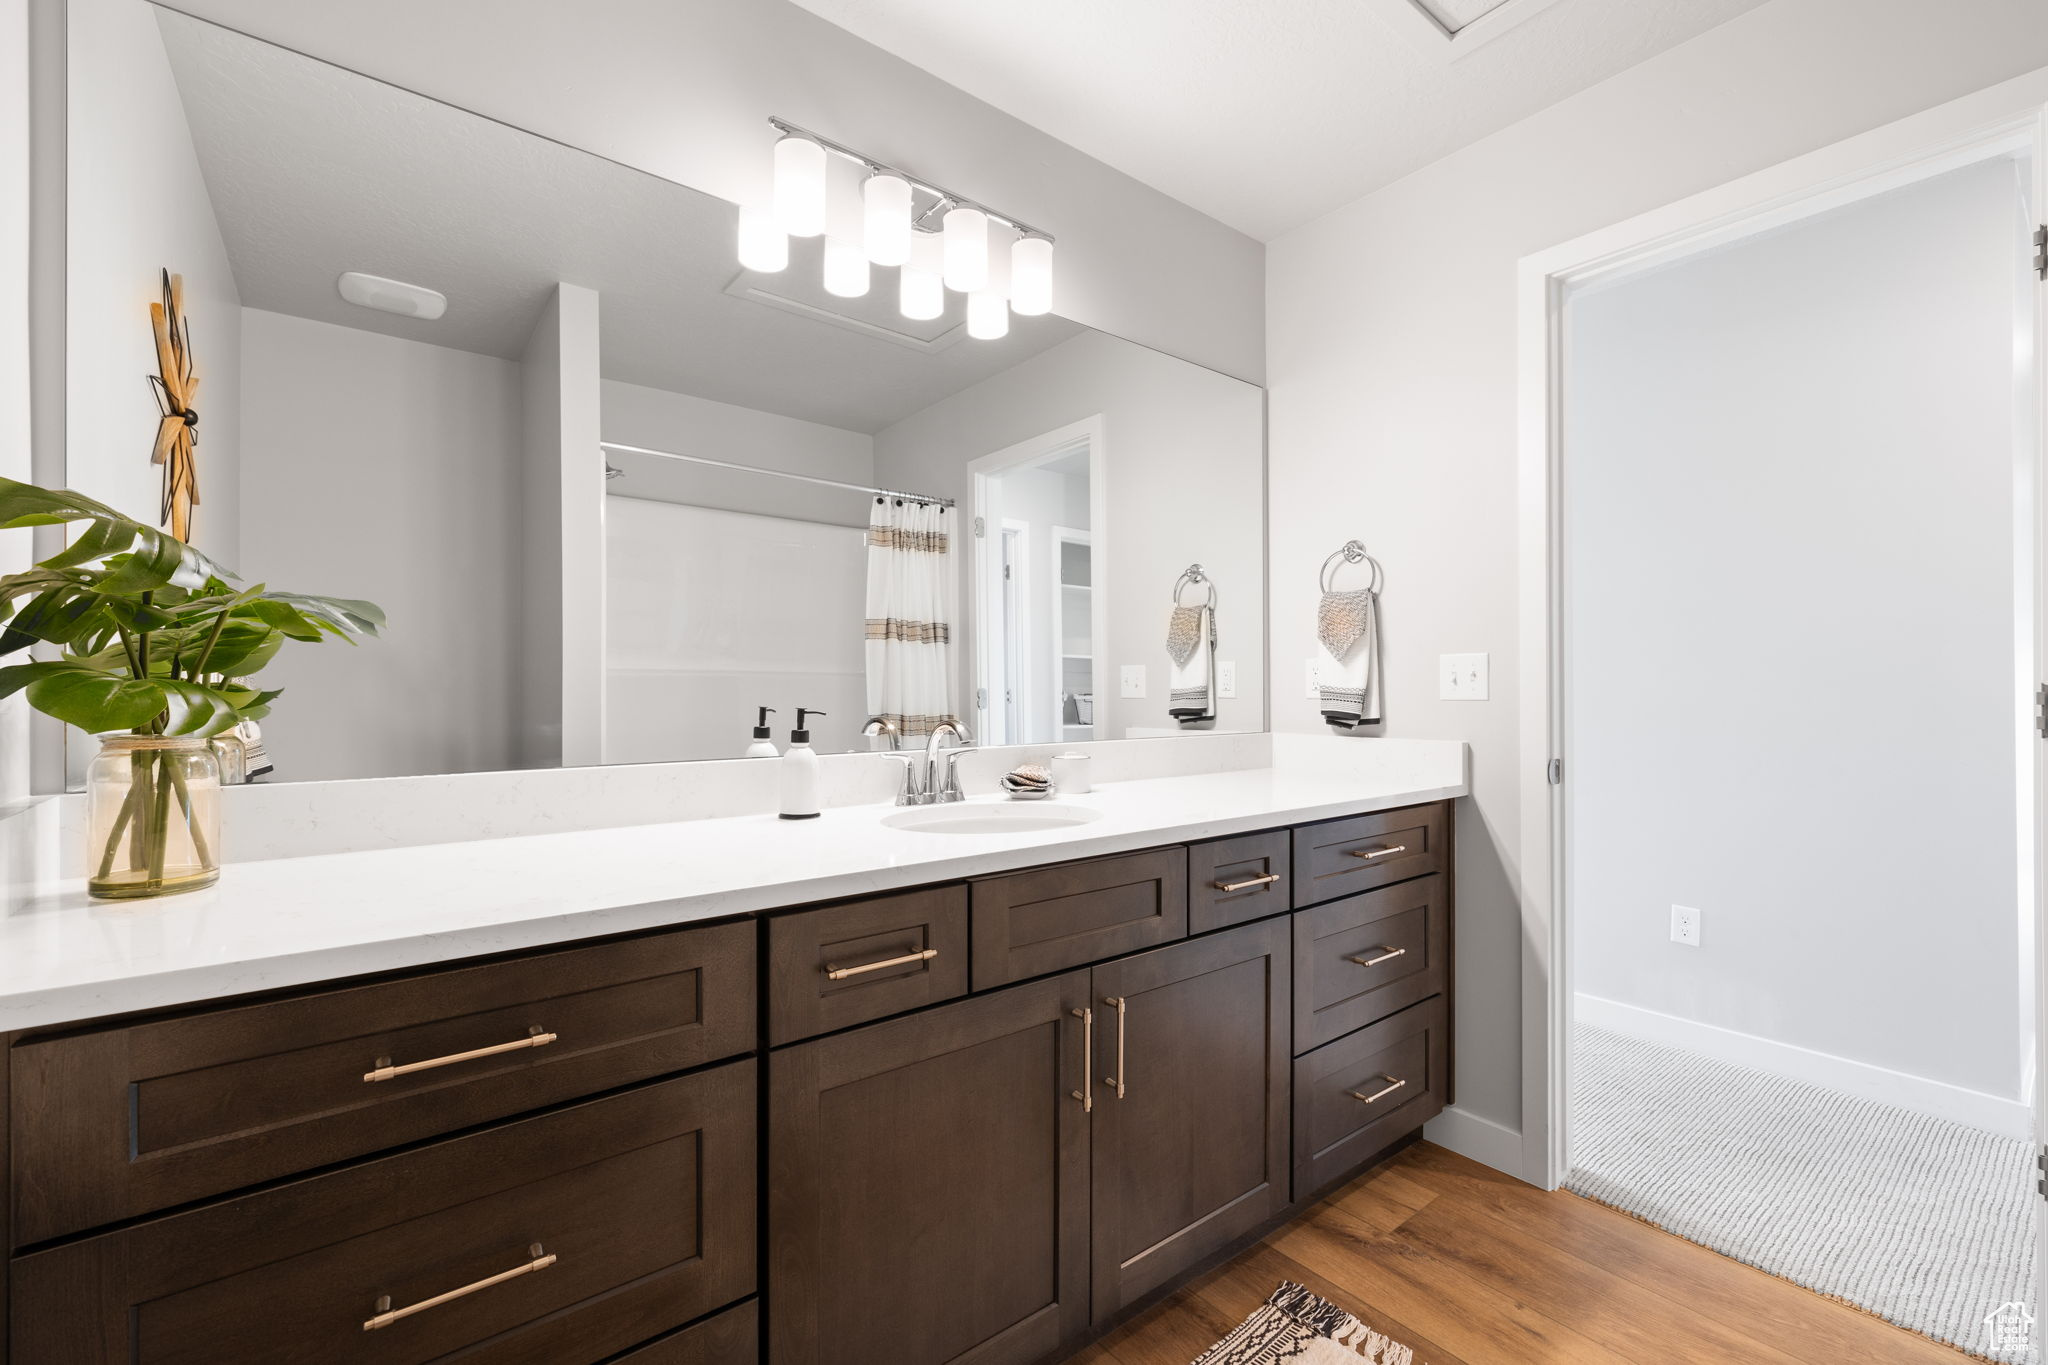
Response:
[1516,78,2048,1195]
[969,414,1107,744]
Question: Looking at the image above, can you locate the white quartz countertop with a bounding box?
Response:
[0,758,1465,1033]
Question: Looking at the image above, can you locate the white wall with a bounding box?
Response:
[1567,160,2026,1118]
[160,0,1264,385]
[66,0,240,566]
[605,497,867,763]
[239,308,524,781]
[1,0,29,812]
[875,330,1266,743]
[1266,0,2048,1147]
[987,461,1090,743]
[601,379,875,528]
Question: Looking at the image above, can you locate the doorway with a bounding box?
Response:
[1520,105,2048,1363]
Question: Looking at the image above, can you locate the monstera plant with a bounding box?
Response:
[0,476,382,895]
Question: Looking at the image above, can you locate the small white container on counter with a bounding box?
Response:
[1051,752,1091,794]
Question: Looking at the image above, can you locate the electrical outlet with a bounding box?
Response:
[1120,664,1147,699]
[1670,904,1701,947]
[1305,658,1321,699]
[1440,652,1489,700]
[1217,660,1237,699]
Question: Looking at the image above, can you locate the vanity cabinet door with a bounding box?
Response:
[970,847,1188,988]
[1087,919,1291,1323]
[769,972,1092,1365]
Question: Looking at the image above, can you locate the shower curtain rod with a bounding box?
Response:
[599,441,956,509]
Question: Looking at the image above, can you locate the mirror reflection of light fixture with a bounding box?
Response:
[737,205,789,272]
[1010,235,1053,316]
[823,237,871,298]
[748,117,1054,340]
[772,133,827,237]
[863,173,912,266]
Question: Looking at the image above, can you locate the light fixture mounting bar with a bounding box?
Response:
[767,116,1053,244]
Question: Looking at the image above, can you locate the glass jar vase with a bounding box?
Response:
[86,734,223,899]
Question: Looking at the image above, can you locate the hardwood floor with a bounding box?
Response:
[1065,1140,1974,1365]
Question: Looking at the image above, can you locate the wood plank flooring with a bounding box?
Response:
[1065,1141,1974,1365]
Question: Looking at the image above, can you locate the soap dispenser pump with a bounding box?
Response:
[778,708,825,820]
[745,707,779,758]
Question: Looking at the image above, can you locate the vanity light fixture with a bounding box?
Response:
[749,116,1055,336]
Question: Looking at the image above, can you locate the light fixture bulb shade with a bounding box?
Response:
[942,207,989,292]
[863,173,913,266]
[1010,235,1053,315]
[967,289,1009,341]
[772,135,827,238]
[900,263,944,321]
[736,205,789,272]
[823,237,871,298]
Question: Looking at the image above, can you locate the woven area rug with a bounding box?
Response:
[1191,1281,1415,1364]
[1569,1023,2038,1364]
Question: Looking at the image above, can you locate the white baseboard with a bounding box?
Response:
[1423,1104,1523,1175]
[1575,993,2032,1140]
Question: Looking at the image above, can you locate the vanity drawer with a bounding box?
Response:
[768,886,969,1045]
[1293,875,1448,1053]
[970,847,1188,988]
[11,919,755,1245]
[1293,996,1446,1198]
[11,1064,757,1364]
[616,1299,759,1364]
[1292,803,1445,908]
[1188,829,1293,934]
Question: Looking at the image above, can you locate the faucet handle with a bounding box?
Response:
[937,746,975,803]
[886,753,927,806]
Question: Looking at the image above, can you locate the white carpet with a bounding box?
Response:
[1568,1023,2038,1363]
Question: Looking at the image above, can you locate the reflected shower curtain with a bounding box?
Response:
[865,498,958,738]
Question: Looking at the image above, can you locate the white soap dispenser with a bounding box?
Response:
[745,706,779,758]
[778,708,824,820]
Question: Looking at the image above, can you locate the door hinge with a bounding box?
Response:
[976,687,988,711]
[2037,684,2047,740]
[2036,1145,2046,1198]
[973,516,985,538]
[2036,226,2047,281]
[1547,757,1563,786]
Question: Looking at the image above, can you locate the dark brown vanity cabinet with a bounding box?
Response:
[767,973,1095,1365]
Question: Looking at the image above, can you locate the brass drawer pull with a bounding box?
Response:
[364,1026,556,1083]
[1347,946,1407,968]
[824,947,939,980]
[1212,872,1281,893]
[1070,1006,1093,1112]
[1103,995,1127,1100]
[363,1243,557,1331]
[1348,1075,1408,1105]
[1347,843,1408,862]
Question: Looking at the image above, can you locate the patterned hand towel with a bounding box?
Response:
[1192,1281,1414,1364]
[1167,604,1215,724]
[1317,589,1381,728]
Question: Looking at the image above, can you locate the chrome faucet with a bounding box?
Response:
[860,716,900,752]
[924,721,974,803]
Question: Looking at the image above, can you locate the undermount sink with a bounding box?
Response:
[881,802,1104,835]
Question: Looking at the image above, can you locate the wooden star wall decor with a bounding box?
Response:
[147,267,200,543]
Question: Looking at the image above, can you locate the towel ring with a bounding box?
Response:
[1173,564,1216,610]
[1320,540,1383,595]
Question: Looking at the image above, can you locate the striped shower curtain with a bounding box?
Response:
[865,498,958,738]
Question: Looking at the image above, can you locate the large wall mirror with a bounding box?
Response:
[62,4,1267,782]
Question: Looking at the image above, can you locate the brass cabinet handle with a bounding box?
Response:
[364,1026,556,1083]
[363,1243,556,1331]
[1347,946,1407,968]
[1348,1075,1408,1105]
[824,947,938,980]
[1347,843,1408,862]
[1070,1007,1093,1112]
[1103,995,1126,1099]
[1212,872,1281,893]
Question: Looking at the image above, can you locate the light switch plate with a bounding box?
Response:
[1217,660,1237,699]
[1439,652,1489,700]
[1120,664,1147,698]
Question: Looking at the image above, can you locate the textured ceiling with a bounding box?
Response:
[156,10,1081,434]
[787,0,1768,240]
